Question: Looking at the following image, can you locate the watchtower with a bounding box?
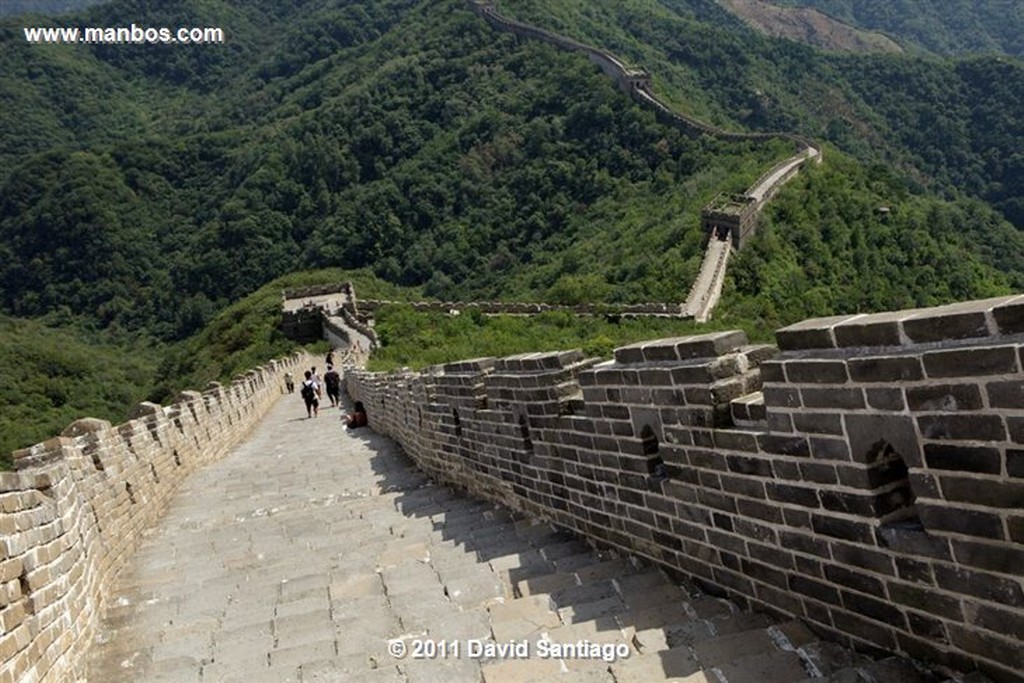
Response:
[701,193,757,249]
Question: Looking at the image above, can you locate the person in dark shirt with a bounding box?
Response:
[323,365,341,407]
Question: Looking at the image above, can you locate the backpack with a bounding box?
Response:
[300,381,315,401]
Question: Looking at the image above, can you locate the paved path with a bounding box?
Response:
[85,392,948,683]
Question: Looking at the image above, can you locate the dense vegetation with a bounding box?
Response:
[2,0,1024,462]
[0,0,105,16]
[775,0,1024,57]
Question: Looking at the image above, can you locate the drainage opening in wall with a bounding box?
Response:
[640,425,668,485]
[868,439,919,527]
[453,408,462,438]
[519,414,533,452]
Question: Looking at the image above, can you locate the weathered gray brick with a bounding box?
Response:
[918,415,1006,442]
[923,346,1019,378]
[906,383,983,411]
[848,356,924,383]
[785,360,849,384]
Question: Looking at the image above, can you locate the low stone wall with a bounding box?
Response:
[0,354,306,683]
[358,299,683,317]
[345,294,1024,682]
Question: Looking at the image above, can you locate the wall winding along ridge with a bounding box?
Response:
[0,355,305,683]
[345,294,1024,683]
[468,1,822,321]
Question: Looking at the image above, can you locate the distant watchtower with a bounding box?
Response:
[701,193,757,249]
[623,69,652,92]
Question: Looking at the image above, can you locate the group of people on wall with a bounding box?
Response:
[283,349,367,429]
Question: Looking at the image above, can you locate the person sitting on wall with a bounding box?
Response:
[341,401,367,430]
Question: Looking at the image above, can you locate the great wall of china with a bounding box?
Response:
[468,0,823,322]
[343,294,1024,683]
[0,358,307,682]
[2,3,1022,683]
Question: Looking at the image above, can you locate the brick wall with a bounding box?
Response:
[0,354,306,683]
[345,294,1024,682]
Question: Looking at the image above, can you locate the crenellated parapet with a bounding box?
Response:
[345,293,1024,682]
[0,354,307,683]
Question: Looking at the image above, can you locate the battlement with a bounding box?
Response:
[345,294,1024,682]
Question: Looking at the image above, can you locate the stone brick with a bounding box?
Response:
[907,612,947,641]
[740,558,789,588]
[906,383,983,411]
[791,412,842,436]
[828,610,897,650]
[759,361,785,382]
[829,541,895,575]
[809,437,851,461]
[841,590,906,627]
[941,476,1024,509]
[724,455,773,477]
[757,434,810,457]
[713,430,759,453]
[1011,417,1024,444]
[917,414,1006,442]
[923,444,1001,474]
[775,313,862,351]
[766,411,794,433]
[865,388,905,411]
[785,360,849,384]
[903,303,993,343]
[736,498,781,524]
[1009,516,1024,543]
[992,295,1024,335]
[675,330,749,360]
[952,538,1024,574]
[934,566,1023,607]
[848,356,924,383]
[947,624,1024,673]
[835,461,909,490]
[766,483,819,509]
[762,386,800,408]
[799,462,837,485]
[987,380,1024,409]
[801,387,865,410]
[894,557,933,584]
[923,346,1020,378]
[1011,450,1024,478]
[811,514,875,543]
[832,311,905,347]
[789,575,839,603]
[917,504,1004,540]
[970,604,1024,641]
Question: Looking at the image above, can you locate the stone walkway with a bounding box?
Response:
[85,392,958,683]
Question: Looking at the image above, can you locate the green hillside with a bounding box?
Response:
[0,1,106,16]
[2,0,1024,460]
[775,0,1024,57]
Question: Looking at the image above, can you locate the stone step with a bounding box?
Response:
[797,640,874,678]
[711,648,810,683]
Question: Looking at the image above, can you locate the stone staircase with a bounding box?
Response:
[387,487,984,683]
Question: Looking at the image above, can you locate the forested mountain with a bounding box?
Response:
[772,0,1024,57]
[2,0,1024,458]
[0,1,107,17]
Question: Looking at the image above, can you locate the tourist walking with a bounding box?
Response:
[300,370,320,418]
[324,365,341,407]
